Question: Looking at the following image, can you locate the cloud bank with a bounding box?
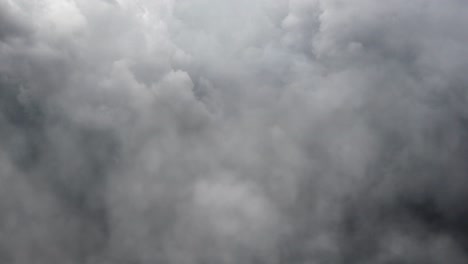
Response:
[1,0,468,263]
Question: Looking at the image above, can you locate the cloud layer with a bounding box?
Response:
[1,0,468,263]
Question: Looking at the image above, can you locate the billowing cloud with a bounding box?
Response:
[1,0,468,263]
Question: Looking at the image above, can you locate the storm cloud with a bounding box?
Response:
[1,0,468,263]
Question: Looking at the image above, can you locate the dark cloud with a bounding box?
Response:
[1,0,468,263]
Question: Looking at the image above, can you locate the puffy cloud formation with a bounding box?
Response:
[1,0,468,263]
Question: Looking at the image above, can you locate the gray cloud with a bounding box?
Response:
[1,0,468,263]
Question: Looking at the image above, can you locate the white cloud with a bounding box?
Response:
[1,0,468,263]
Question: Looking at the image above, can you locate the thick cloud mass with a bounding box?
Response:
[1,0,468,263]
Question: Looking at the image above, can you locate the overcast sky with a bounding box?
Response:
[1,0,468,263]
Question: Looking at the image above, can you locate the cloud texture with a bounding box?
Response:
[1,0,468,263]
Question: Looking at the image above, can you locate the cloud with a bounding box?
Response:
[1,0,468,263]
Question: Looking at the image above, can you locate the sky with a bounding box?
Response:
[1,0,468,263]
